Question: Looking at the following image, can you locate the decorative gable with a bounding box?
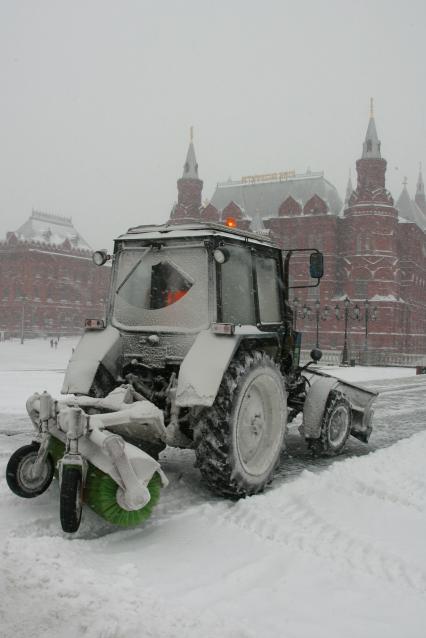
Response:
[278,196,302,217]
[6,232,18,245]
[200,203,220,222]
[303,194,328,216]
[221,201,245,221]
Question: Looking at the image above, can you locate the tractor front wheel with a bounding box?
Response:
[194,350,287,498]
[60,466,83,533]
[309,390,352,456]
[6,443,54,498]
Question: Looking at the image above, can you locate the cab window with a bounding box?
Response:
[255,255,281,323]
[220,245,255,325]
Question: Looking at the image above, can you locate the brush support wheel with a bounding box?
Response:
[60,466,83,533]
[6,443,54,498]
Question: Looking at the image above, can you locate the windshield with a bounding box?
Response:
[112,244,210,331]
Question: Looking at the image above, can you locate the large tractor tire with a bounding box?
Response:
[309,390,352,456]
[6,442,54,498]
[194,350,287,498]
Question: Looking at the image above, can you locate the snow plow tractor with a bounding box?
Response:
[6,221,377,533]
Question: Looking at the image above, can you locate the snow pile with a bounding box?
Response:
[318,364,415,382]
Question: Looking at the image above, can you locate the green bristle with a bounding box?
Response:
[48,435,161,526]
[48,436,66,477]
[84,465,162,527]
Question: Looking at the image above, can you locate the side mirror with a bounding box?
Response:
[309,252,324,279]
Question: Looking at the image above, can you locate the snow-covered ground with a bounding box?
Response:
[0,339,425,638]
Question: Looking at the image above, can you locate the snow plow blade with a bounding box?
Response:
[303,369,378,443]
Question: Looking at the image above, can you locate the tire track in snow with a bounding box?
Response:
[214,494,426,594]
[207,434,426,595]
[348,476,426,512]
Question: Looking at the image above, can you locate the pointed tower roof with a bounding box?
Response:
[415,162,426,215]
[362,98,381,159]
[344,170,353,205]
[182,126,199,179]
[396,179,426,229]
[416,163,424,196]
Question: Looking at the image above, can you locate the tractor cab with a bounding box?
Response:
[109,221,317,336]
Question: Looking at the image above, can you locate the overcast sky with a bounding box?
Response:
[0,0,425,250]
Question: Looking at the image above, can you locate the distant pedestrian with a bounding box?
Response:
[50,338,53,348]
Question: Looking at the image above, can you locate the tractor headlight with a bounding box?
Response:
[213,248,230,264]
[92,250,110,266]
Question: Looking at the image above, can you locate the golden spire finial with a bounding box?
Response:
[190,126,194,143]
[370,97,374,118]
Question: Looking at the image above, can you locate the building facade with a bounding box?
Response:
[0,211,110,339]
[168,114,426,356]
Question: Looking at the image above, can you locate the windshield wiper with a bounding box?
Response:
[116,247,152,295]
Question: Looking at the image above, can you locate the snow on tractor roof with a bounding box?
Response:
[118,221,278,247]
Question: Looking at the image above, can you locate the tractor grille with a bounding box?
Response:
[121,333,197,367]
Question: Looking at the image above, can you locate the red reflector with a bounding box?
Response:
[212,323,235,335]
[85,318,105,330]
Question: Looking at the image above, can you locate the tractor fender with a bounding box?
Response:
[61,325,121,395]
[176,330,241,407]
[303,376,340,439]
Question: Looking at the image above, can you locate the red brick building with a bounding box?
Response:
[0,211,109,339]
[168,114,426,357]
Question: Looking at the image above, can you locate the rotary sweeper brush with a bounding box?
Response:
[6,221,377,533]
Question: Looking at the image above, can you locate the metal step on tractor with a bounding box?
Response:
[6,221,377,533]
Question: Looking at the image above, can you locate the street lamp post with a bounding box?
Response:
[313,299,329,348]
[20,301,25,345]
[363,298,378,351]
[335,296,360,365]
[292,297,311,330]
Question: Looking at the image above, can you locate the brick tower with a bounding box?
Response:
[170,128,203,222]
[340,100,403,351]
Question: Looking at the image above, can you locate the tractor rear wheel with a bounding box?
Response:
[194,350,287,498]
[6,443,54,498]
[309,390,351,456]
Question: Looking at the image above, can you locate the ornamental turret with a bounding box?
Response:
[347,99,394,209]
[170,127,203,222]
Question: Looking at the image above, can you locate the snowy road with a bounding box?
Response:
[0,341,425,638]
